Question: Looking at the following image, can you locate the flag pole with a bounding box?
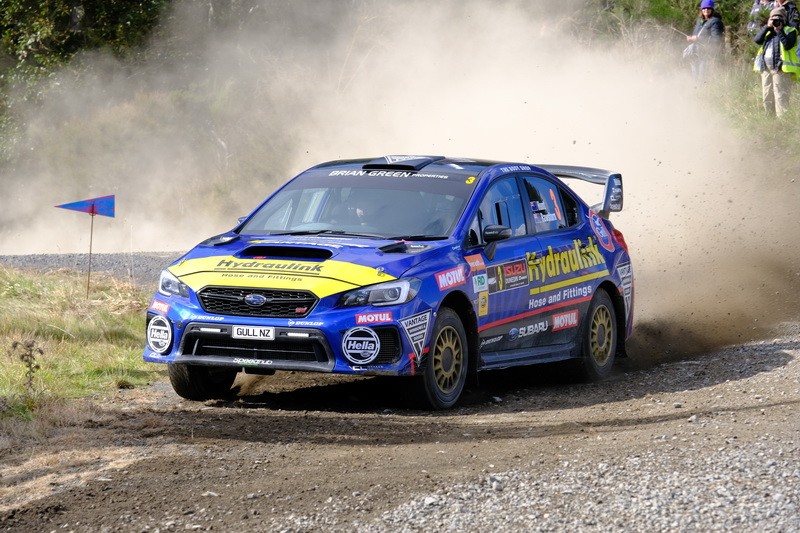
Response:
[54,195,115,298]
[87,207,95,299]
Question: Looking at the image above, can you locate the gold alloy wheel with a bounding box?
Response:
[432,325,463,393]
[589,305,614,366]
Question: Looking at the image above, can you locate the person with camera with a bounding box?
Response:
[754,7,800,116]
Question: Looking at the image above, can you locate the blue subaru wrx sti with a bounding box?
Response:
[144,156,633,409]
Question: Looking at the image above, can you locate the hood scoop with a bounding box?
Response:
[238,246,333,260]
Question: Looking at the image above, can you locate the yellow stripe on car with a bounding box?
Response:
[169,256,396,298]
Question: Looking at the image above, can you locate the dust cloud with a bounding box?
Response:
[1,0,798,362]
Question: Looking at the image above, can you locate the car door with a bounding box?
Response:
[464,176,543,353]
[520,174,610,348]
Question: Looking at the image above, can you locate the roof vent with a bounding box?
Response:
[362,155,444,171]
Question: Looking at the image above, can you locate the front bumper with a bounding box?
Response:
[143,300,426,376]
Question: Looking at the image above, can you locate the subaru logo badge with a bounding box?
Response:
[244,293,268,307]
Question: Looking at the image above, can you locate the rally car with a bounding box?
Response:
[144,156,633,409]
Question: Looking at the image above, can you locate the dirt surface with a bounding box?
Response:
[1,325,798,532]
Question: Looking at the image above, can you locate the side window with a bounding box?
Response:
[467,177,526,246]
[561,190,580,227]
[522,176,577,233]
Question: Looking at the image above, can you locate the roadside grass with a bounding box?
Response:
[0,266,161,428]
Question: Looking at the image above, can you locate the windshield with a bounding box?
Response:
[239,172,472,240]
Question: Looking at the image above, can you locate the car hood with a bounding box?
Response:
[168,234,449,298]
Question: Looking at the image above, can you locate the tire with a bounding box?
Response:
[168,364,238,401]
[576,289,617,381]
[414,308,468,409]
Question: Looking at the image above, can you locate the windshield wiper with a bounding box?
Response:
[387,235,448,241]
[269,229,384,239]
[269,230,329,236]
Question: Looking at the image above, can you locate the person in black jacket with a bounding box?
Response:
[776,0,800,28]
[754,7,799,116]
[686,0,725,81]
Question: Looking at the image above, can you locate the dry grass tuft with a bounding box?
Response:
[0,268,158,429]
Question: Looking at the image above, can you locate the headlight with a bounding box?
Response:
[339,278,420,307]
[158,269,190,298]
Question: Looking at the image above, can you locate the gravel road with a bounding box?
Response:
[0,254,798,532]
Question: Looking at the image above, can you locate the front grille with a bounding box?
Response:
[198,287,318,318]
[182,333,329,363]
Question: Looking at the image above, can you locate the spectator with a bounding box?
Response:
[754,7,800,116]
[686,0,725,81]
[749,0,777,35]
[775,0,800,28]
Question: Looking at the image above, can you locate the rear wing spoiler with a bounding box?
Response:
[536,164,623,219]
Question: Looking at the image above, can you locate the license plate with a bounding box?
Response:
[231,326,275,341]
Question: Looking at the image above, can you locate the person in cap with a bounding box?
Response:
[685,0,725,81]
[754,7,800,116]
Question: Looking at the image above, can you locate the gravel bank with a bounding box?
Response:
[0,252,181,290]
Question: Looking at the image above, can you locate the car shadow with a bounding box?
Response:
[207,336,798,415]
[116,336,797,448]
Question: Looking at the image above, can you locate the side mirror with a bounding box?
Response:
[482,225,512,261]
[483,225,512,243]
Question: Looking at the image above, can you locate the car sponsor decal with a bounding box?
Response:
[478,291,489,317]
[525,237,609,295]
[487,259,529,294]
[464,253,485,272]
[399,310,431,359]
[188,314,225,322]
[472,271,489,293]
[168,256,396,298]
[617,262,633,322]
[287,319,324,327]
[341,327,381,365]
[147,315,172,354]
[509,320,549,341]
[150,299,170,314]
[533,213,559,224]
[327,169,451,179]
[479,335,503,348]
[355,311,393,325]
[530,284,592,310]
[589,211,615,252]
[232,358,273,367]
[477,294,593,333]
[497,164,532,173]
[435,266,466,290]
[552,309,579,331]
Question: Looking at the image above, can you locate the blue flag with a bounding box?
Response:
[55,195,115,218]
